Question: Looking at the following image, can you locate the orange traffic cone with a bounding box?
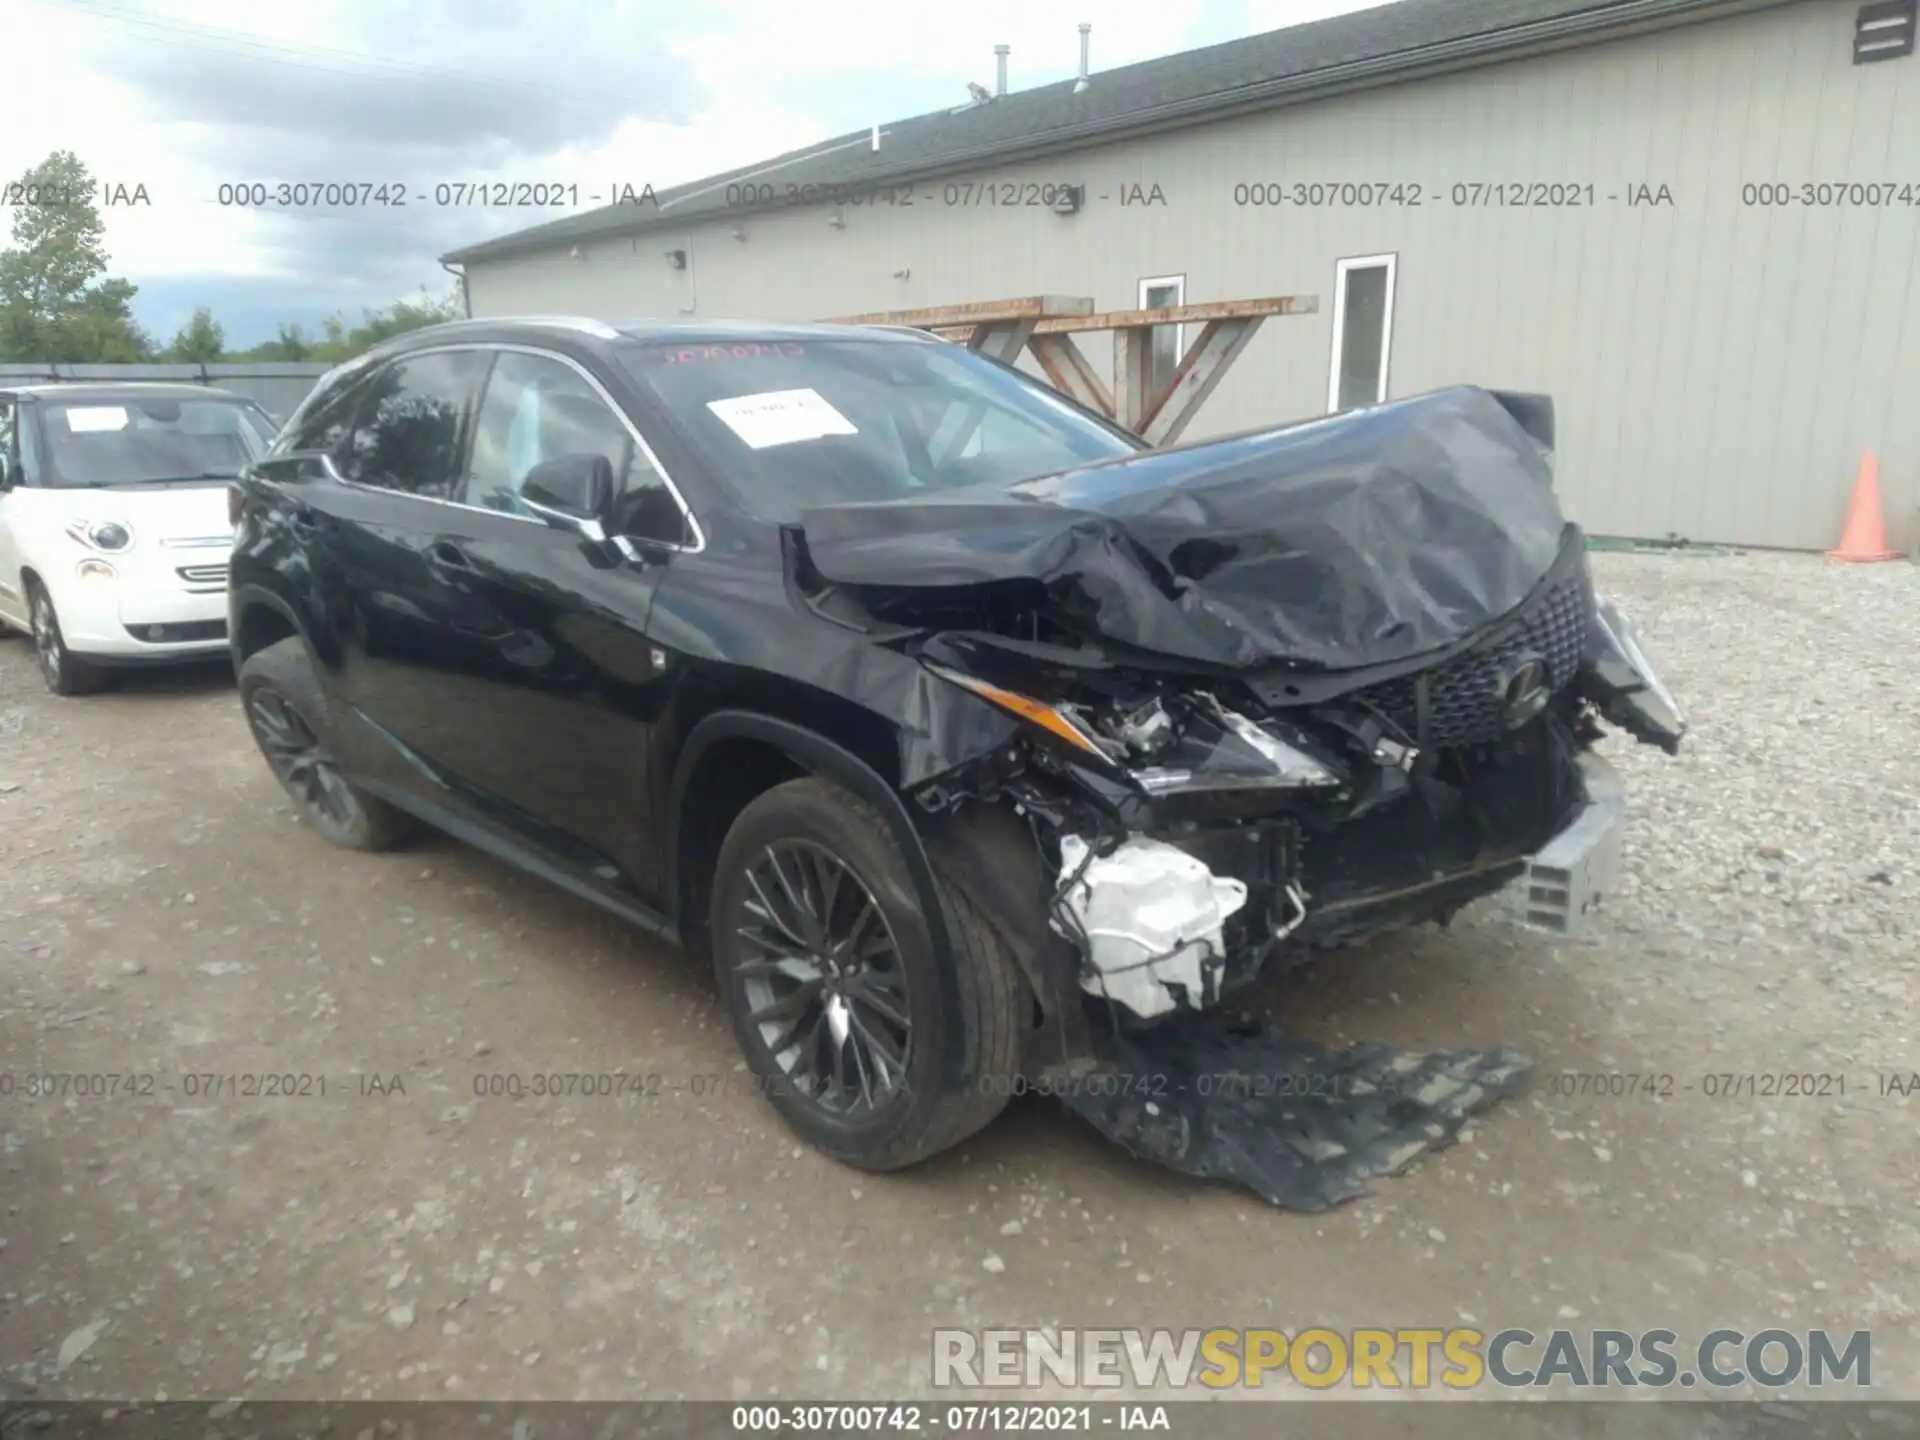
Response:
[1826,451,1900,563]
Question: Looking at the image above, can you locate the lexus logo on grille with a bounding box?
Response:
[1498,651,1552,729]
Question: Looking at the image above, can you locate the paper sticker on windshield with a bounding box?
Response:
[706,388,857,450]
[65,406,128,433]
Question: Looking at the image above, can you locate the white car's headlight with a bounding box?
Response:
[66,519,135,552]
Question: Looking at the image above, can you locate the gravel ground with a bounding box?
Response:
[0,550,1915,1406]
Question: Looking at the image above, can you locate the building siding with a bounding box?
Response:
[465,0,1920,552]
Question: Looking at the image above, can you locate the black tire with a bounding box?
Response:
[711,776,1026,1170]
[238,636,417,852]
[26,580,108,696]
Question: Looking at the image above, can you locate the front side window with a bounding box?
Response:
[461,350,689,544]
[618,338,1140,523]
[0,402,15,473]
[343,351,488,499]
[34,395,280,488]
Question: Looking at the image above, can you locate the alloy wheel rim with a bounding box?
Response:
[248,687,361,829]
[31,599,60,683]
[733,838,913,1117]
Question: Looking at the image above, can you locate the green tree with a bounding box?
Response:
[309,287,464,362]
[164,306,225,363]
[54,279,153,362]
[228,324,312,362]
[0,150,152,361]
[265,323,314,361]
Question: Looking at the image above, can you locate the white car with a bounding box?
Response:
[0,383,280,695]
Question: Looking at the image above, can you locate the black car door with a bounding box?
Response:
[307,348,496,800]
[366,345,690,901]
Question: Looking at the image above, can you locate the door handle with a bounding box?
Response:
[427,540,479,575]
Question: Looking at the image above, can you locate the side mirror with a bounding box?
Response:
[521,453,614,540]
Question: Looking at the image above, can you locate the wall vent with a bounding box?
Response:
[1855,0,1917,62]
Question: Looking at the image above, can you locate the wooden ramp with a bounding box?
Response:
[824,293,1318,445]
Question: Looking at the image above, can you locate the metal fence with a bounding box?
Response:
[0,362,332,418]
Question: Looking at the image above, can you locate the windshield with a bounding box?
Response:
[36,396,280,488]
[618,337,1141,522]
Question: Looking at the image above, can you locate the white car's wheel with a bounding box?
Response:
[26,581,109,696]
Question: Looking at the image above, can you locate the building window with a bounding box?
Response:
[1327,253,1397,413]
[1138,274,1186,401]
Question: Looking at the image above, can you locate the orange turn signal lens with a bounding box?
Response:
[927,667,1106,758]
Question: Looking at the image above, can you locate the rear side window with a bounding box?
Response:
[342,352,488,499]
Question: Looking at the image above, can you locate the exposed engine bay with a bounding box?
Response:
[788,385,1687,1205]
[896,567,1674,1021]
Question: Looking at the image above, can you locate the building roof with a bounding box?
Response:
[445,0,1769,266]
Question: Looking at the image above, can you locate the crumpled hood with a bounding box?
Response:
[797,385,1572,672]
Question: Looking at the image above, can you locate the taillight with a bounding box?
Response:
[227,484,246,527]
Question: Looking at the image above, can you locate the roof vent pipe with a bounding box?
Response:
[994,44,1010,96]
[1075,24,1091,91]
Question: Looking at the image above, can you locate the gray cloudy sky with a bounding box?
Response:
[1,0,1378,348]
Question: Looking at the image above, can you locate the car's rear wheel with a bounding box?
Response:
[238,637,416,852]
[26,581,107,696]
[711,776,1025,1170]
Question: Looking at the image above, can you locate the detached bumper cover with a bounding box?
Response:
[1050,1021,1532,1211]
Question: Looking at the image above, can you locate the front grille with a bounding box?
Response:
[1355,558,1594,750]
[177,563,228,588]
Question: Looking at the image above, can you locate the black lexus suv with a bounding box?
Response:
[230,315,1684,1173]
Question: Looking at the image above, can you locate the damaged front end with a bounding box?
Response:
[787,385,1686,1204]
[902,533,1664,1024]
[795,386,1686,1030]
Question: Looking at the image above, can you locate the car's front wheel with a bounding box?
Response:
[238,637,417,852]
[711,776,1026,1170]
[26,581,107,696]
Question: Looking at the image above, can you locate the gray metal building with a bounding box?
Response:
[446,0,1920,552]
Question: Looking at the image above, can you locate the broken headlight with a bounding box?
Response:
[1580,597,1686,754]
[1131,699,1346,796]
[925,664,1348,796]
[923,664,1114,760]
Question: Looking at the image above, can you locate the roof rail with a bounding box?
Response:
[853,323,946,339]
[505,314,624,339]
[366,315,623,355]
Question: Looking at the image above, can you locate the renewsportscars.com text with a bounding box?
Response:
[932,1326,1871,1390]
